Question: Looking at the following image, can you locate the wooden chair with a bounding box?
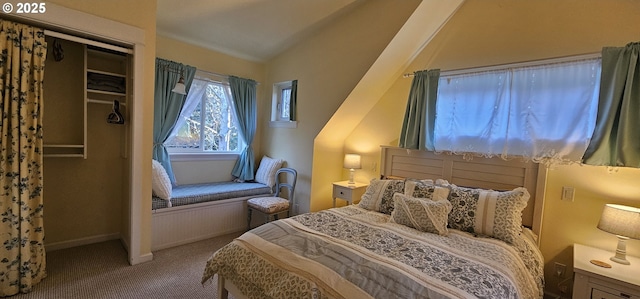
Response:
[247,167,297,230]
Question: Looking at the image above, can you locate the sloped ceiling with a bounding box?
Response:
[156,0,364,62]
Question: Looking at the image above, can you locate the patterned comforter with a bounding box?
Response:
[202,206,544,299]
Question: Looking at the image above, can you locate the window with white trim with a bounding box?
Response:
[434,57,601,163]
[165,76,244,153]
[270,80,297,128]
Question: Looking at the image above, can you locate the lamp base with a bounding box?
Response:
[610,256,631,265]
[348,169,355,184]
[610,235,631,265]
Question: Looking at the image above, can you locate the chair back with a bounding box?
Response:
[274,167,297,205]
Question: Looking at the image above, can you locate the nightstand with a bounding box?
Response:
[332,181,368,208]
[573,243,640,299]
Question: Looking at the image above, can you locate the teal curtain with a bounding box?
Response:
[289,79,298,121]
[583,42,640,167]
[229,76,258,181]
[153,58,196,184]
[0,20,47,295]
[399,69,440,150]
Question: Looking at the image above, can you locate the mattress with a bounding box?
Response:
[202,205,544,299]
[152,181,272,210]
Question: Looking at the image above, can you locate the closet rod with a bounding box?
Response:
[44,29,133,54]
[402,52,601,78]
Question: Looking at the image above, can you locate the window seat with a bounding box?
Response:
[152,181,272,210]
[151,181,273,251]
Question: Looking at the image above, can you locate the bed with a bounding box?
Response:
[201,146,548,298]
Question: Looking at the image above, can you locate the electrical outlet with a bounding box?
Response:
[555,262,566,278]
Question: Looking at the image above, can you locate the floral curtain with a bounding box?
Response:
[0,20,47,295]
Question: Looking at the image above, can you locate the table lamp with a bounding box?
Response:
[343,154,361,184]
[597,204,640,265]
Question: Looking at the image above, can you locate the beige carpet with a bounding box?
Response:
[11,232,242,299]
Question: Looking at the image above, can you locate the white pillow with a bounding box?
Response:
[151,159,172,200]
[390,193,452,236]
[255,156,284,187]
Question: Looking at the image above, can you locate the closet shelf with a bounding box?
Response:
[86,47,126,59]
[43,144,84,148]
[87,98,126,105]
[43,144,84,158]
[87,89,126,96]
[43,154,85,158]
[87,69,126,78]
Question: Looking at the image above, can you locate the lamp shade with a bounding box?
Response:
[343,154,361,170]
[171,77,187,95]
[597,204,640,239]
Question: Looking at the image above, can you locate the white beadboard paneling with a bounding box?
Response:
[151,197,249,251]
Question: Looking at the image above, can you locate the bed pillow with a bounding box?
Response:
[447,185,529,244]
[358,179,405,214]
[254,156,284,188]
[151,159,172,200]
[390,193,452,235]
[404,179,450,200]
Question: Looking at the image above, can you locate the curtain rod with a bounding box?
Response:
[196,69,261,85]
[44,29,132,54]
[402,52,602,78]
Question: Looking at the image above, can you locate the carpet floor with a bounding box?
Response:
[10,232,242,299]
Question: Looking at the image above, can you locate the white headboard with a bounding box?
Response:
[380,146,547,238]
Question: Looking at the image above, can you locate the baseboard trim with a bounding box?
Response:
[152,227,244,251]
[131,252,154,265]
[45,233,121,252]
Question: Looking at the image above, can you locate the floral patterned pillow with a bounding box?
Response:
[358,179,405,214]
[447,186,529,244]
[390,193,452,235]
[404,179,450,201]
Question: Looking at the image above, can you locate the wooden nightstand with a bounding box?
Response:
[573,243,640,299]
[332,181,367,208]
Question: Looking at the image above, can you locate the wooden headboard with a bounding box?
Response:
[380,146,547,238]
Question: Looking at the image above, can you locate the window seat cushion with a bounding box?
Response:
[152,181,273,210]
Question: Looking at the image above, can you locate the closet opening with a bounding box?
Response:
[42,32,133,257]
[4,2,149,265]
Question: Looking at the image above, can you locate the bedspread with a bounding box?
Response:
[202,206,543,299]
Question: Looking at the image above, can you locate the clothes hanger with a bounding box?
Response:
[107,100,125,124]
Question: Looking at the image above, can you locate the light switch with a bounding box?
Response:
[561,186,575,202]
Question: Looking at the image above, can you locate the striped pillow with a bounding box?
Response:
[390,193,452,235]
[255,156,284,187]
[358,179,405,214]
[447,186,529,244]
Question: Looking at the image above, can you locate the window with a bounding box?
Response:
[278,86,292,121]
[165,76,243,154]
[270,80,297,128]
[433,57,601,163]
